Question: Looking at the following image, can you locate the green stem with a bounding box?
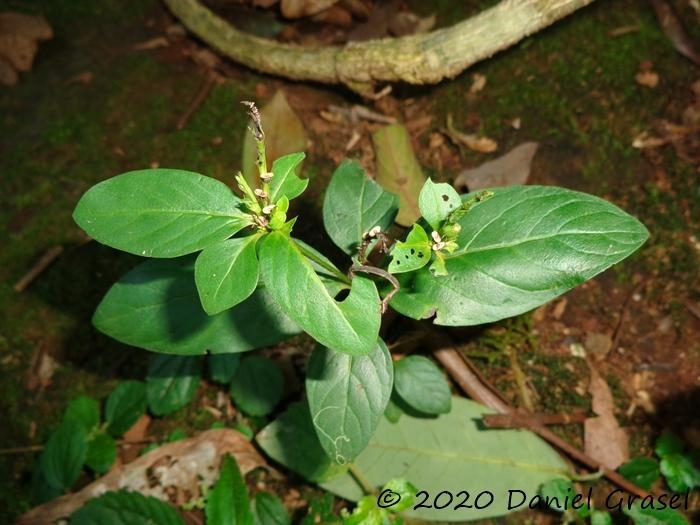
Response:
[348,463,376,495]
[295,240,350,284]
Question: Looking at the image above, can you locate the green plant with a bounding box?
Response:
[70,103,651,521]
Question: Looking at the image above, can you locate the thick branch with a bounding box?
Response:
[163,0,594,93]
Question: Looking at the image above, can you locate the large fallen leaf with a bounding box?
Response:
[584,363,629,469]
[261,397,569,521]
[454,142,539,191]
[17,429,265,525]
[372,124,426,226]
[242,91,307,188]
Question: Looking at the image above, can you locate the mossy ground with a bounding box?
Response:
[1,0,699,522]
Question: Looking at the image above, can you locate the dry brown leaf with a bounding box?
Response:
[388,11,435,36]
[650,0,700,67]
[281,0,338,18]
[0,12,52,41]
[65,71,93,85]
[17,429,265,525]
[25,343,57,391]
[0,55,17,85]
[0,32,37,71]
[454,142,538,191]
[635,70,659,88]
[133,36,170,51]
[469,73,487,94]
[632,131,667,149]
[122,413,152,442]
[372,123,426,226]
[584,363,629,470]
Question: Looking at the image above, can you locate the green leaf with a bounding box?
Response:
[206,454,254,525]
[622,501,689,525]
[74,169,250,257]
[93,257,300,355]
[105,380,147,437]
[380,478,417,513]
[659,454,700,492]
[383,397,403,423]
[195,234,261,315]
[322,160,399,254]
[372,124,426,226]
[256,401,340,483]
[259,232,381,356]
[390,186,649,326]
[40,418,87,490]
[242,90,306,189]
[393,355,451,415]
[70,490,186,525]
[146,354,201,416]
[538,477,575,513]
[618,457,661,491]
[591,511,613,525]
[252,492,290,525]
[86,432,117,474]
[387,224,431,274]
[418,179,461,231]
[306,341,393,463]
[321,397,569,522]
[230,355,284,417]
[269,152,308,202]
[655,431,684,458]
[64,396,100,432]
[209,353,241,384]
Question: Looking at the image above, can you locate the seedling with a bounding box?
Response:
[71,102,651,521]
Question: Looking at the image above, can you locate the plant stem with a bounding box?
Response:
[348,463,376,495]
[295,240,350,284]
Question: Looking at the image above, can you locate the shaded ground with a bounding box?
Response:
[1,0,699,522]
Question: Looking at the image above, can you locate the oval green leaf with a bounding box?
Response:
[93,257,300,355]
[230,355,284,417]
[208,353,241,384]
[622,502,689,525]
[269,152,308,202]
[70,490,186,525]
[40,419,87,490]
[618,457,660,491]
[73,169,250,257]
[306,341,393,463]
[418,178,461,231]
[393,355,451,415]
[323,160,399,254]
[259,232,381,356]
[64,395,100,432]
[321,397,570,522]
[195,234,261,315]
[146,355,201,416]
[388,223,431,274]
[390,186,649,326]
[105,380,147,437]
[206,454,253,525]
[252,492,290,525]
[86,432,117,474]
[256,401,339,483]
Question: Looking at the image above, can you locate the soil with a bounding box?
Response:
[1,0,699,523]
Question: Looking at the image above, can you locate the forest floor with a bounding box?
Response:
[1,0,699,523]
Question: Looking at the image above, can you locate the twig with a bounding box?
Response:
[14,245,64,292]
[176,73,216,130]
[611,280,646,351]
[483,411,588,428]
[429,330,653,500]
[0,437,156,456]
[505,346,535,411]
[349,264,399,314]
